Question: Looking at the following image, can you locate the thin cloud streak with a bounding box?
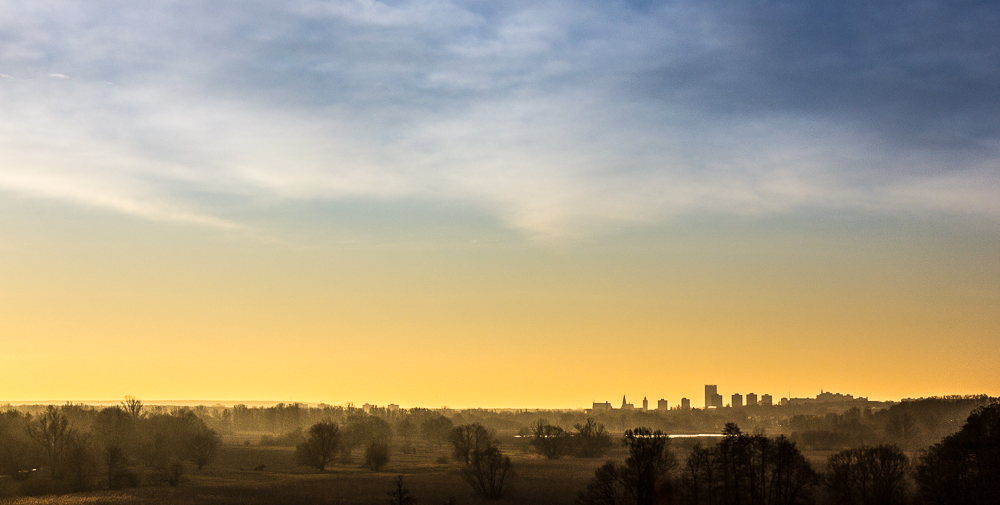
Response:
[0,1,997,237]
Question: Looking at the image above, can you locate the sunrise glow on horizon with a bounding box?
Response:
[1,1,997,409]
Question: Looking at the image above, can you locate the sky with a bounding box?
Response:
[0,0,998,408]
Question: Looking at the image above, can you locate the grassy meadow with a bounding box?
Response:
[0,434,623,505]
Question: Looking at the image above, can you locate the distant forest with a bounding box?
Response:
[0,395,996,504]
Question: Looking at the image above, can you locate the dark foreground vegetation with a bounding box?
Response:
[0,396,996,504]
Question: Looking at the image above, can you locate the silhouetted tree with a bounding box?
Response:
[387,474,417,505]
[0,410,37,478]
[575,418,614,458]
[421,414,454,446]
[450,423,495,464]
[295,421,341,471]
[447,423,514,499]
[883,413,918,448]
[620,427,676,505]
[137,411,198,485]
[824,445,910,505]
[188,426,221,470]
[121,396,144,419]
[134,408,217,483]
[397,415,417,453]
[766,434,817,505]
[27,405,70,480]
[576,461,628,505]
[578,427,676,505]
[63,430,97,491]
[462,445,514,500]
[677,423,817,505]
[92,406,136,489]
[530,420,572,460]
[343,414,393,463]
[679,443,720,505]
[915,402,1000,505]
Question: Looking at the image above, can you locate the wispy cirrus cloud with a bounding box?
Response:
[0,0,997,237]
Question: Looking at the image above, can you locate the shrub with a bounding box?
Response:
[462,446,514,500]
[365,441,390,471]
[574,418,613,458]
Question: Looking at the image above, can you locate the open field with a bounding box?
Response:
[0,438,622,505]
[0,435,924,504]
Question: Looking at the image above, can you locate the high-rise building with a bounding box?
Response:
[732,393,743,408]
[657,399,668,411]
[681,398,691,409]
[705,385,718,408]
[761,394,773,406]
[746,393,758,406]
[642,397,649,411]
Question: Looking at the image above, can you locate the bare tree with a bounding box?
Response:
[678,423,817,505]
[530,420,572,460]
[387,474,417,505]
[463,445,514,500]
[620,428,676,505]
[577,427,675,505]
[421,414,454,446]
[93,406,136,489]
[449,423,514,500]
[63,430,97,491]
[0,410,36,478]
[121,396,144,419]
[825,445,910,505]
[679,443,720,505]
[450,423,495,465]
[576,461,628,505]
[397,415,417,453]
[575,418,613,458]
[342,414,393,464]
[188,427,221,470]
[295,421,341,471]
[26,406,70,480]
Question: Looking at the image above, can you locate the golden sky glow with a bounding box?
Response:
[1,199,996,408]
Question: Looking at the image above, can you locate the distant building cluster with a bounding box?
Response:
[780,390,868,405]
[588,395,672,414]
[585,385,865,412]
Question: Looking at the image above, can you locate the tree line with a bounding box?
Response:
[1,397,996,502]
[0,398,220,496]
[288,401,998,504]
[174,396,992,455]
[574,401,1000,505]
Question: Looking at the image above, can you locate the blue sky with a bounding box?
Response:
[1,0,997,239]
